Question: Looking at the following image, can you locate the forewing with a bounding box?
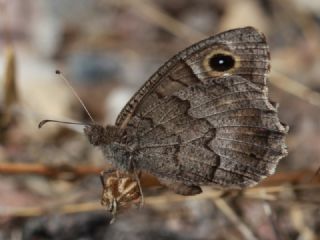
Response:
[116,27,269,128]
[118,27,288,188]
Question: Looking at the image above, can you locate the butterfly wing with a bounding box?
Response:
[116,27,270,127]
[117,27,288,189]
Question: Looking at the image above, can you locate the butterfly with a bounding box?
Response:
[84,26,288,196]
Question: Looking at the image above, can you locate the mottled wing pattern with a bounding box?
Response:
[116,27,269,127]
[117,27,288,188]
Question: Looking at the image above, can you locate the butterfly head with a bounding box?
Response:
[84,124,123,146]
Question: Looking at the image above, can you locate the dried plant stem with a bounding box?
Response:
[1,182,320,218]
[0,162,320,187]
[262,200,283,240]
[111,0,206,43]
[214,198,259,240]
[0,162,161,187]
[0,201,102,218]
[4,46,18,107]
[270,71,320,108]
[0,163,102,178]
[1,45,18,132]
[290,204,317,240]
[308,166,320,183]
[146,188,222,208]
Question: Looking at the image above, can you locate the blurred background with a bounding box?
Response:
[0,0,320,239]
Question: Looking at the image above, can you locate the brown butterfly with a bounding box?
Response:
[84,27,288,196]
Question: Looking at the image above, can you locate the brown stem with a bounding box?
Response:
[0,162,319,187]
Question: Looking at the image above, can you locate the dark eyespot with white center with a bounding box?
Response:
[209,54,235,72]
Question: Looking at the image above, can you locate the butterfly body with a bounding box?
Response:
[85,27,288,195]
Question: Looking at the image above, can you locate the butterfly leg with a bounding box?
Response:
[129,156,144,208]
[158,178,202,196]
[100,168,117,186]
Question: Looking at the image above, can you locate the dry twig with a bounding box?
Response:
[214,198,259,240]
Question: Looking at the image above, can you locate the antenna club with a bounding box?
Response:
[38,120,48,128]
[38,119,92,128]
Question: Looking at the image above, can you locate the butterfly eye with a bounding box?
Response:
[208,53,235,72]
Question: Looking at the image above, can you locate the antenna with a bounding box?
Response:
[55,70,95,123]
[38,119,93,129]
